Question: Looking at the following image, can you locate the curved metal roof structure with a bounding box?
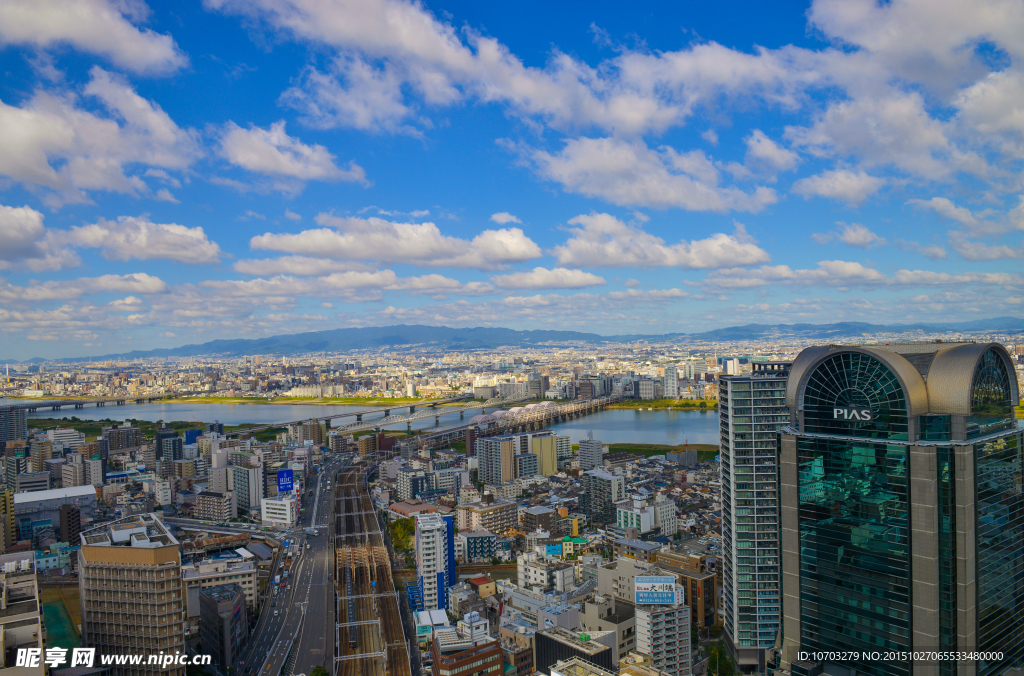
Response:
[785,341,1017,417]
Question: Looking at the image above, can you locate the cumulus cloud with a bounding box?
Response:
[490,212,521,224]
[0,67,199,204]
[67,216,224,264]
[551,212,770,269]
[250,215,541,269]
[219,120,367,185]
[232,256,373,277]
[742,129,799,174]
[791,168,885,205]
[948,232,1024,260]
[811,222,887,248]
[284,210,302,221]
[529,137,777,213]
[0,0,187,75]
[490,267,605,290]
[0,203,79,271]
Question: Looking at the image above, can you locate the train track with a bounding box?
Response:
[334,461,411,676]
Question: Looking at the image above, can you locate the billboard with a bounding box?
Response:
[635,576,677,605]
[277,469,294,493]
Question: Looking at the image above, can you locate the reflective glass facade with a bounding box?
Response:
[975,433,1024,676]
[967,348,1015,439]
[797,437,911,676]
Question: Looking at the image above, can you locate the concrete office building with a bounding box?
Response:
[79,513,185,675]
[776,342,1023,676]
[514,453,538,479]
[413,513,455,611]
[581,469,625,525]
[0,551,45,675]
[579,436,605,471]
[0,490,15,549]
[199,583,248,671]
[0,407,27,443]
[231,464,264,514]
[719,361,790,668]
[478,436,516,485]
[261,494,297,528]
[14,472,49,493]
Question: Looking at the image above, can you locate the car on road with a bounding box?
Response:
[274,610,279,616]
[272,602,276,607]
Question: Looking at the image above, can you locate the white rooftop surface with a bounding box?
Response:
[13,484,96,504]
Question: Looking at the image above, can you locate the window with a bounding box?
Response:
[801,352,908,441]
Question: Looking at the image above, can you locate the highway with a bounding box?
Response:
[232,453,350,676]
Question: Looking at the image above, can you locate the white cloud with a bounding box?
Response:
[220,120,367,185]
[529,137,777,213]
[67,216,223,264]
[791,168,885,205]
[281,56,420,134]
[707,260,1022,290]
[490,267,605,290]
[895,239,948,260]
[744,129,799,172]
[490,212,521,224]
[551,212,770,269]
[201,270,494,300]
[906,196,989,232]
[0,67,199,204]
[0,203,79,271]
[233,256,372,277]
[0,0,187,75]
[0,273,167,302]
[250,215,541,269]
[812,222,887,248]
[948,232,1024,260]
[706,260,888,289]
[284,209,302,221]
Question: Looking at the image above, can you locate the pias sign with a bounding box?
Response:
[833,407,873,421]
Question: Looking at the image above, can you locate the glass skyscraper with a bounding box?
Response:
[720,361,792,670]
[777,342,1022,676]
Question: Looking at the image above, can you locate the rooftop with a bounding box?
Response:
[13,484,96,505]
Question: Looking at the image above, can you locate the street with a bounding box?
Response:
[232,454,351,676]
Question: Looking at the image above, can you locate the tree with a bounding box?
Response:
[310,667,329,676]
[707,641,735,676]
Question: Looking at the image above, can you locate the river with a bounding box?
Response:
[11,399,721,445]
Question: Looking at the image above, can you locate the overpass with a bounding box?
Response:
[220,393,534,437]
[415,395,621,446]
[0,391,208,412]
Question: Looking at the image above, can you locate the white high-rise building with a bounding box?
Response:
[719,362,790,668]
[415,513,454,611]
[578,435,604,470]
[664,365,679,398]
[261,494,297,528]
[636,599,692,676]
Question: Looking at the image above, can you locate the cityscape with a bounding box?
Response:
[1,1,1024,676]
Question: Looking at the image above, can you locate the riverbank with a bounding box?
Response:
[159,395,439,405]
[608,399,718,410]
[609,442,718,461]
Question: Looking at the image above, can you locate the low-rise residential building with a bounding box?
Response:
[195,491,234,521]
[261,493,297,528]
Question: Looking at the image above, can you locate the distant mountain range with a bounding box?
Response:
[9,318,1024,362]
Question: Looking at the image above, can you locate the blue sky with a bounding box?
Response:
[1,0,1023,359]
